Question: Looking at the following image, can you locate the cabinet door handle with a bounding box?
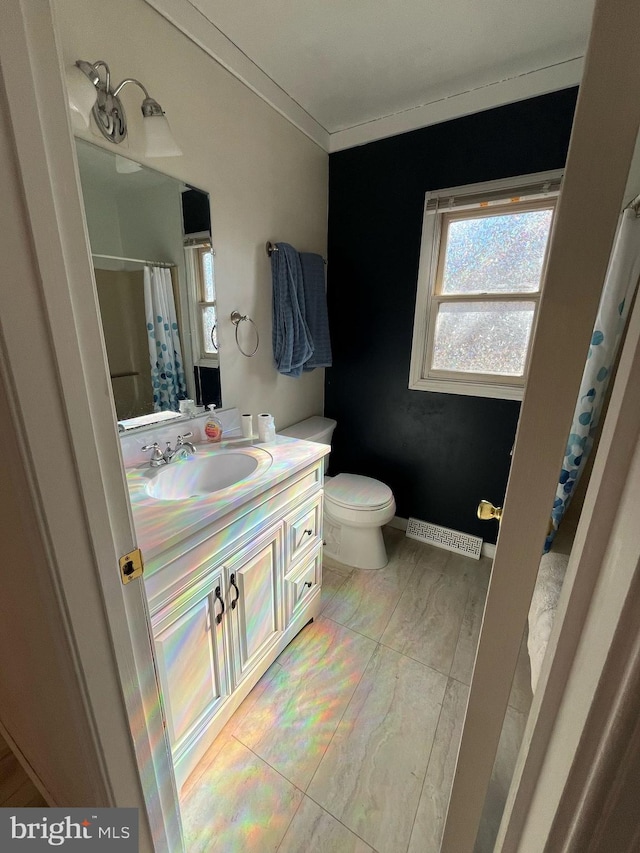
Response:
[214,586,225,624]
[230,573,240,610]
[305,581,313,588]
[304,528,313,536]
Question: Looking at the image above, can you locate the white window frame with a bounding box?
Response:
[184,238,218,368]
[409,170,563,400]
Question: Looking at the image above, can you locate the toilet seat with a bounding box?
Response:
[325,473,393,512]
[324,474,396,532]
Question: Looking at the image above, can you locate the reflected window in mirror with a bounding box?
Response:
[185,241,218,361]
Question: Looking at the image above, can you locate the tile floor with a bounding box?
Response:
[180,527,532,853]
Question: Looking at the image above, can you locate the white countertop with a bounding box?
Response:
[127,435,328,561]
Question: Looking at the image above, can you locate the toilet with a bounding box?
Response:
[279,417,396,569]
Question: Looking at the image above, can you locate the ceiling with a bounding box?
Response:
[148,0,595,151]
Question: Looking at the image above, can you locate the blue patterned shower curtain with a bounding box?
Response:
[144,265,187,412]
[545,209,640,551]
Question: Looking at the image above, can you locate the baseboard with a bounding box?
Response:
[389,515,496,559]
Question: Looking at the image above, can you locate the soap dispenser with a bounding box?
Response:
[204,404,223,442]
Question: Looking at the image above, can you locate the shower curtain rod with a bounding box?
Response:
[91,253,176,269]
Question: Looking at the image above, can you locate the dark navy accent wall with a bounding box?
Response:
[325,88,578,544]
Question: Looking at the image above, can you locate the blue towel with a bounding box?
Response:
[271,243,314,377]
[300,252,332,370]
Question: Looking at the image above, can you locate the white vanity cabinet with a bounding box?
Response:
[144,457,324,790]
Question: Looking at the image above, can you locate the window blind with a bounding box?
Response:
[424,169,563,215]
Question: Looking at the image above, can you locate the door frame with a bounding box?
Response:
[441,0,640,849]
[501,224,640,850]
[0,2,182,850]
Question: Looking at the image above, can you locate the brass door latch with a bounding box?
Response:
[119,548,144,584]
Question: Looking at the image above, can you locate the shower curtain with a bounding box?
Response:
[144,265,187,412]
[545,209,640,551]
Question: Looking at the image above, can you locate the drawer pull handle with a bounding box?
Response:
[214,586,225,624]
[305,581,313,588]
[304,529,313,536]
[230,573,240,610]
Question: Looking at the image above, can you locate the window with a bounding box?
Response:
[409,171,562,399]
[185,241,218,365]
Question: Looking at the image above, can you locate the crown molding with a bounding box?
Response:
[329,57,584,152]
[145,0,583,155]
[144,0,331,151]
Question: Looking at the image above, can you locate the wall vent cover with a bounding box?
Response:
[406,518,482,560]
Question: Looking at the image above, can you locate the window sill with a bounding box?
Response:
[408,376,524,401]
[196,357,220,369]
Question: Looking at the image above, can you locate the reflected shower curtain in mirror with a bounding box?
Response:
[545,209,640,551]
[144,265,187,412]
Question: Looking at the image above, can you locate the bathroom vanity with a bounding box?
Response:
[126,434,328,789]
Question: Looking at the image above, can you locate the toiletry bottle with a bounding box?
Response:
[204,404,223,442]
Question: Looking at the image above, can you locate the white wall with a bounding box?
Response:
[78,171,123,257]
[53,0,328,430]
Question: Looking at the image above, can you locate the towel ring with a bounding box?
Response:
[230,311,259,357]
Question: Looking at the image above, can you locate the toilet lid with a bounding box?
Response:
[325,473,393,511]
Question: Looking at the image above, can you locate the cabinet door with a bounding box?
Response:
[152,566,229,754]
[227,524,283,687]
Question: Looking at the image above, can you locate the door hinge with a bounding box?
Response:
[119,548,144,584]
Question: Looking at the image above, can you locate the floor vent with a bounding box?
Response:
[406,518,482,560]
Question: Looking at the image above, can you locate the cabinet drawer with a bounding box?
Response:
[285,546,322,623]
[285,494,323,569]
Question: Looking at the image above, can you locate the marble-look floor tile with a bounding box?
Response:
[508,630,533,715]
[320,566,352,613]
[278,797,373,853]
[381,550,470,675]
[181,738,303,853]
[308,645,448,853]
[408,678,469,853]
[236,617,376,789]
[181,661,282,799]
[473,704,528,853]
[383,526,427,566]
[322,546,417,641]
[322,552,356,572]
[449,559,491,685]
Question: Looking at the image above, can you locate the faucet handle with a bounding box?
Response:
[177,432,193,444]
[141,442,166,467]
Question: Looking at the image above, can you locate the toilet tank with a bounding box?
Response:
[279,417,337,472]
[279,416,337,444]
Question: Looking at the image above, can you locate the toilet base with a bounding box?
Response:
[324,516,389,570]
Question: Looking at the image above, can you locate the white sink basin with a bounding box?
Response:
[145,449,265,501]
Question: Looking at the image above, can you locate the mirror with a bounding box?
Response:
[75,139,222,425]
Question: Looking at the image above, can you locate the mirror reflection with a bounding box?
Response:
[75,139,222,423]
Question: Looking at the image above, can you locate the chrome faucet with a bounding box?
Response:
[142,433,196,467]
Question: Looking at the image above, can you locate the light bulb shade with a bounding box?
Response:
[115,154,142,174]
[142,114,182,158]
[65,64,98,128]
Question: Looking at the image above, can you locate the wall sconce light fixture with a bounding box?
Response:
[65,59,182,157]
